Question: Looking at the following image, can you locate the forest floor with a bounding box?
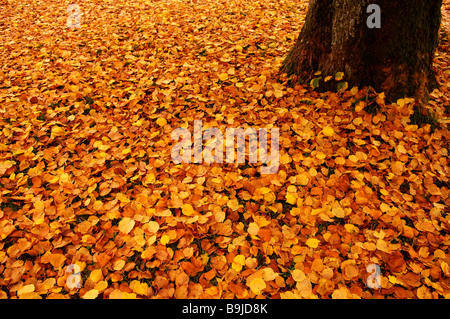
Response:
[0,0,449,299]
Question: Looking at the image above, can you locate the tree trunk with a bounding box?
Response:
[281,0,443,101]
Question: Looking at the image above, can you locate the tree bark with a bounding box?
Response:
[281,0,443,101]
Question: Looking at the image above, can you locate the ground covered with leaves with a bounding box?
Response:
[0,0,449,299]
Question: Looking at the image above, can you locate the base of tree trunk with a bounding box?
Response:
[281,0,443,101]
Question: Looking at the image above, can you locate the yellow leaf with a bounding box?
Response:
[232,254,246,273]
[397,99,405,107]
[247,222,260,238]
[143,172,156,185]
[93,200,103,211]
[397,144,407,154]
[348,155,358,163]
[306,238,320,249]
[199,253,209,266]
[118,217,135,234]
[332,287,350,299]
[344,224,357,234]
[90,269,103,283]
[121,292,137,299]
[316,152,326,160]
[380,203,391,213]
[82,289,99,299]
[156,117,167,127]
[131,280,149,296]
[160,234,170,245]
[17,284,35,296]
[113,260,125,271]
[297,173,310,186]
[286,193,296,205]
[353,117,363,125]
[322,126,334,137]
[259,187,271,195]
[391,161,404,175]
[332,207,346,218]
[94,65,102,73]
[297,277,313,298]
[94,280,108,292]
[146,221,159,233]
[273,89,283,98]
[227,198,240,211]
[182,203,195,216]
[49,253,66,269]
[122,148,131,155]
[388,275,398,284]
[279,154,291,164]
[51,126,64,139]
[376,239,389,252]
[116,193,130,203]
[335,72,344,81]
[34,200,45,212]
[264,191,275,203]
[291,269,306,282]
[254,215,271,227]
[219,73,229,81]
[350,87,359,95]
[248,277,266,295]
[0,160,15,174]
[262,267,278,281]
[287,185,297,193]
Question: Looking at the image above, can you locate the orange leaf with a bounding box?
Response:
[118,217,135,234]
[247,277,266,295]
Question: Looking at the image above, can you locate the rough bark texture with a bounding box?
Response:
[281,0,443,100]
